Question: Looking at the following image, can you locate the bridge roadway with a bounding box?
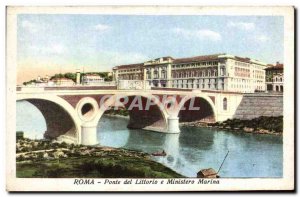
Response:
[16,86,243,145]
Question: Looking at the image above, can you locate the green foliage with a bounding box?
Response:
[23,71,112,85]
[16,131,24,140]
[64,73,77,82]
[60,142,68,148]
[50,73,76,82]
[104,108,129,116]
[81,72,112,82]
[50,73,65,80]
[16,137,183,178]
[16,150,184,178]
[211,116,283,133]
[23,79,37,85]
[104,75,113,82]
[17,155,25,161]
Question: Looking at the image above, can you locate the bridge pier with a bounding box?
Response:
[81,122,98,145]
[167,116,180,133]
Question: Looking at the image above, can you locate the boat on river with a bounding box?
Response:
[151,150,166,157]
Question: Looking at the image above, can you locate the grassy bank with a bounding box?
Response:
[17,155,183,178]
[181,116,283,135]
[104,108,129,117]
[16,139,184,178]
[209,116,283,134]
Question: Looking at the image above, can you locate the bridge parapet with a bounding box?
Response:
[117,80,151,90]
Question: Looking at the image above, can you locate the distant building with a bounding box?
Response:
[265,62,284,92]
[107,72,113,77]
[112,53,267,93]
[34,75,50,86]
[82,74,104,85]
[36,75,48,82]
[51,77,75,86]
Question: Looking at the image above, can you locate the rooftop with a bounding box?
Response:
[173,54,224,64]
[113,63,144,70]
[114,53,267,69]
[83,74,102,77]
[51,77,74,81]
[265,62,284,70]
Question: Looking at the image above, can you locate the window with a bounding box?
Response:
[221,67,226,76]
[161,70,166,79]
[213,70,217,76]
[154,70,158,79]
[146,71,151,79]
[223,98,227,111]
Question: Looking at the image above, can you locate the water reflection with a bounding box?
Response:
[155,134,181,169]
[97,116,129,147]
[97,116,283,178]
[179,126,215,150]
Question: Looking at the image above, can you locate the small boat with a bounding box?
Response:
[151,150,167,157]
[197,150,229,178]
[197,168,218,178]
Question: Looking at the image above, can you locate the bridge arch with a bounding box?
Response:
[93,93,169,132]
[175,95,216,123]
[16,95,81,143]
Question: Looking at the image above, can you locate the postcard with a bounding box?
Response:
[6,6,294,191]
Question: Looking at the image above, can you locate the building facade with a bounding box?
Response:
[112,53,268,93]
[265,62,284,92]
[82,74,105,85]
[112,63,144,81]
[51,77,75,86]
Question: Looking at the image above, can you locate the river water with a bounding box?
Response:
[17,101,283,178]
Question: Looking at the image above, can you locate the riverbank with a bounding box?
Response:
[104,108,129,117]
[180,116,283,136]
[16,138,184,178]
[104,113,129,119]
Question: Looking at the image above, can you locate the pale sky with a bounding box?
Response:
[17,14,284,84]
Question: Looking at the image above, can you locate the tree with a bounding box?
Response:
[23,79,37,86]
[64,73,76,82]
[105,75,113,81]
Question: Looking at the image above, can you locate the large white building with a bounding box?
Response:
[113,53,267,93]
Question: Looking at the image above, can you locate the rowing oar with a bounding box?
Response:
[217,150,229,174]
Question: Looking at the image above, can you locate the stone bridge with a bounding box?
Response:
[16,86,244,145]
